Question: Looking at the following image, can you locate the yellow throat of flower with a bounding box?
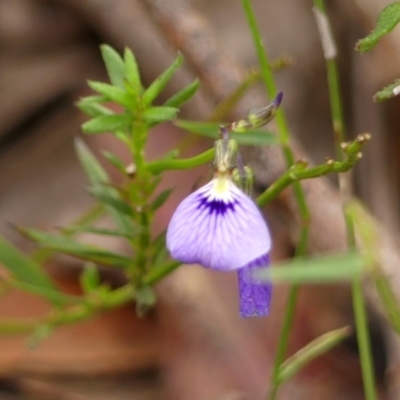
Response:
[213,173,231,196]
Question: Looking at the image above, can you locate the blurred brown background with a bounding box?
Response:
[0,0,400,399]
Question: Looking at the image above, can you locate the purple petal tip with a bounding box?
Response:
[238,253,272,318]
[274,91,283,108]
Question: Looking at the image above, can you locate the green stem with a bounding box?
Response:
[313,0,345,158]
[327,60,345,159]
[130,120,152,279]
[241,2,310,398]
[267,285,299,400]
[313,1,377,398]
[257,141,367,207]
[267,224,309,399]
[241,0,309,217]
[147,148,215,174]
[352,278,377,400]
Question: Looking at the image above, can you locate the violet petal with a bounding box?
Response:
[238,253,272,317]
[166,178,271,271]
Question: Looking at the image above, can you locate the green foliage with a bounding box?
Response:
[164,79,199,108]
[135,286,156,317]
[356,2,400,53]
[151,188,173,211]
[277,327,351,383]
[0,40,376,400]
[12,280,82,305]
[61,225,134,239]
[143,53,184,105]
[101,150,126,173]
[80,263,101,294]
[100,44,126,88]
[355,2,400,104]
[18,228,134,268]
[144,106,179,124]
[124,48,142,93]
[76,96,111,117]
[373,79,400,102]
[255,253,365,284]
[75,138,133,233]
[88,81,135,109]
[88,187,135,218]
[0,237,58,299]
[82,114,132,134]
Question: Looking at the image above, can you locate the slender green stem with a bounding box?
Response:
[313,0,345,159]
[327,60,345,159]
[257,139,367,207]
[352,277,377,399]
[130,118,153,279]
[313,1,377,398]
[147,148,215,174]
[241,0,309,219]
[241,2,310,398]
[267,285,299,400]
[347,206,377,400]
[267,224,309,400]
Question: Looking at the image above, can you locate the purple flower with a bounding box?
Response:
[166,174,272,317]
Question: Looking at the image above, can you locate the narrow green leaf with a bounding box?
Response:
[100,44,126,88]
[144,106,179,124]
[151,231,168,267]
[88,81,134,109]
[28,324,54,349]
[19,228,133,268]
[143,53,184,105]
[135,286,157,317]
[153,246,169,269]
[356,2,400,53]
[124,48,142,93]
[114,130,130,145]
[174,120,279,145]
[164,79,199,108]
[151,188,173,211]
[77,101,113,118]
[373,78,400,102]
[11,280,82,305]
[60,225,136,239]
[77,95,107,103]
[76,96,111,118]
[0,236,57,294]
[101,150,126,173]
[255,253,365,284]
[89,187,134,218]
[142,260,181,286]
[278,326,351,384]
[375,272,400,334]
[82,114,131,134]
[80,263,101,293]
[74,138,134,233]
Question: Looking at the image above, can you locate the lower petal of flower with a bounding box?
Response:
[238,253,272,318]
[166,179,272,271]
